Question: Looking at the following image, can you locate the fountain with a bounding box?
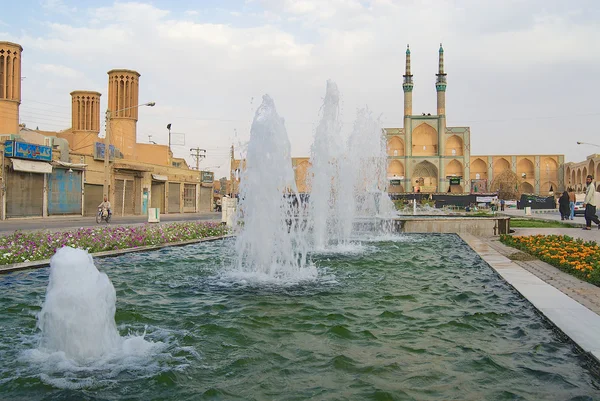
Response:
[0,83,597,400]
[233,94,315,281]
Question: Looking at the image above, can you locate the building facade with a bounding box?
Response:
[565,154,600,193]
[0,41,213,219]
[226,45,566,199]
[385,44,564,196]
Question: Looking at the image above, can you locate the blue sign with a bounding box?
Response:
[4,140,52,162]
[94,142,116,161]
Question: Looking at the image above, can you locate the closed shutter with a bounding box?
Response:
[124,180,135,215]
[6,170,44,217]
[84,184,104,216]
[151,182,165,212]
[168,182,180,213]
[114,179,125,215]
[48,168,83,215]
[183,184,196,212]
[199,186,212,212]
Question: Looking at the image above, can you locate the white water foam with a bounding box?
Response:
[22,247,172,388]
[232,95,317,282]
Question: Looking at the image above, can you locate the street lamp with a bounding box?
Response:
[576,141,600,148]
[167,123,172,151]
[104,102,156,200]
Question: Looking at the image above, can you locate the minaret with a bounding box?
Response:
[71,90,101,154]
[0,42,23,135]
[435,43,447,116]
[402,44,413,116]
[107,69,141,158]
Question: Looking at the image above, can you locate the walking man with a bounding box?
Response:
[583,175,600,230]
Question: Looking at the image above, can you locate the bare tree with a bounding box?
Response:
[490,170,522,200]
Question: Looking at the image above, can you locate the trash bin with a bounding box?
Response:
[148,208,160,223]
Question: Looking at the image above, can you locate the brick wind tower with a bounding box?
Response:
[70,91,101,154]
[0,42,23,135]
[107,69,141,158]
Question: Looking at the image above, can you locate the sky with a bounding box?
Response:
[2,0,599,178]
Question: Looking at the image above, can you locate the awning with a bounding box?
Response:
[152,174,168,181]
[113,163,152,172]
[11,158,53,174]
[52,160,87,170]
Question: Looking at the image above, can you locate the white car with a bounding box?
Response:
[574,201,585,216]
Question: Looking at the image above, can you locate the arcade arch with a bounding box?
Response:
[470,158,487,180]
[492,158,510,177]
[387,136,404,156]
[445,135,463,156]
[412,124,437,156]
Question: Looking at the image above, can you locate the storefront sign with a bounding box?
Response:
[389,179,402,186]
[201,171,214,183]
[93,142,116,161]
[4,140,52,162]
[449,177,461,185]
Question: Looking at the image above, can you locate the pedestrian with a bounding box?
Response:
[500,199,505,211]
[568,187,576,220]
[558,191,570,221]
[583,175,600,230]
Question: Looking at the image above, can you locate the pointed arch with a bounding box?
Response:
[412,123,438,156]
[492,157,510,176]
[589,160,595,178]
[470,158,487,180]
[387,136,404,156]
[516,158,534,179]
[519,182,534,194]
[388,160,405,177]
[445,135,463,156]
[412,160,438,191]
[446,159,463,177]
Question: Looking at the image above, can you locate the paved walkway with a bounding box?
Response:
[462,233,600,363]
[0,212,221,234]
[500,208,588,227]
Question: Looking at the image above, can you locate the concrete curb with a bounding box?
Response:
[0,234,233,275]
[460,233,600,365]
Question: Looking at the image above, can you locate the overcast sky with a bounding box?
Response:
[2,0,599,178]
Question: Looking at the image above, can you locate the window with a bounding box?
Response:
[451,149,456,155]
[475,173,481,180]
[393,150,398,156]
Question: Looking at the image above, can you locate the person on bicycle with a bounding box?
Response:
[98,196,112,218]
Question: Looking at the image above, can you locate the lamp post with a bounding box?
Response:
[103,102,156,200]
[167,123,172,151]
[576,141,600,148]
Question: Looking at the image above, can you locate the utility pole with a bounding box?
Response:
[190,147,206,171]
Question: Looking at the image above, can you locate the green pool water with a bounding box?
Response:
[0,234,599,400]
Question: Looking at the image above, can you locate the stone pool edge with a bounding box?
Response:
[459,233,600,364]
[0,234,234,275]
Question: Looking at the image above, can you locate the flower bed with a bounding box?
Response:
[500,234,600,286]
[0,222,229,265]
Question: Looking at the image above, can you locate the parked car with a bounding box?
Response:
[574,201,585,215]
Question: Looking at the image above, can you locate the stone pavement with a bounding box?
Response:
[462,233,600,362]
[500,208,588,227]
[484,232,600,315]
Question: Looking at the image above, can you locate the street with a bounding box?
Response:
[0,212,221,233]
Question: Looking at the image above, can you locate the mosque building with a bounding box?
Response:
[385,44,563,196]
[230,45,565,199]
[0,41,214,219]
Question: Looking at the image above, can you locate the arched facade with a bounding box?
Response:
[411,123,437,156]
[388,160,405,177]
[493,158,510,177]
[469,158,486,179]
[520,182,534,194]
[294,160,311,193]
[412,160,438,192]
[444,135,463,156]
[446,159,463,176]
[517,158,534,179]
[387,136,404,156]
